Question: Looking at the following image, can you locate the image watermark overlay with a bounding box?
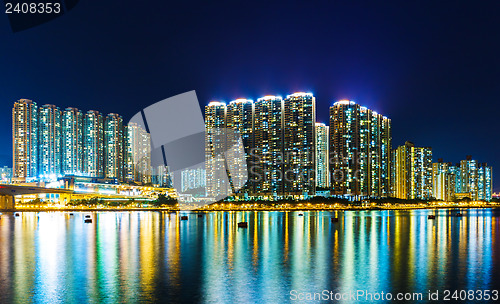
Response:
[128,91,248,208]
[5,0,79,32]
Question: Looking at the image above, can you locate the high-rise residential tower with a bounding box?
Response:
[12,99,38,181]
[205,101,230,199]
[62,107,83,175]
[181,168,206,192]
[315,122,329,189]
[226,99,254,194]
[253,96,284,198]
[432,160,457,201]
[83,110,104,177]
[104,113,125,180]
[126,122,151,184]
[283,93,316,197]
[392,141,432,200]
[459,156,478,200]
[329,100,391,199]
[478,163,492,201]
[38,104,62,178]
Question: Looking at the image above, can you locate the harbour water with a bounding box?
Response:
[0,209,499,303]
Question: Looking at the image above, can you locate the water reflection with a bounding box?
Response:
[0,209,499,303]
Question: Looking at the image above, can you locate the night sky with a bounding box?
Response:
[0,1,499,190]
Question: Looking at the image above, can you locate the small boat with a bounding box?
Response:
[84,219,92,223]
[181,216,188,220]
[197,214,203,218]
[69,213,74,216]
[237,222,248,228]
[298,213,304,216]
[331,217,339,223]
[428,215,436,219]
[85,215,91,218]
[456,213,463,217]
[15,213,20,217]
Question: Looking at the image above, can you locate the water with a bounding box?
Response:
[0,209,499,303]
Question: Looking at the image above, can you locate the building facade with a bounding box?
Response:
[392,141,432,200]
[125,122,152,184]
[329,100,391,199]
[478,163,493,201]
[83,110,104,178]
[225,99,254,194]
[62,107,83,175]
[12,99,38,181]
[205,101,230,199]
[104,113,125,180]
[283,93,316,198]
[432,160,456,201]
[253,96,284,198]
[181,168,206,192]
[0,166,12,183]
[38,104,62,179]
[315,123,329,189]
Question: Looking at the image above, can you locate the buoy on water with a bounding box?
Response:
[237,222,248,228]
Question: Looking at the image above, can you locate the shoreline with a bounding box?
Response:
[2,204,499,213]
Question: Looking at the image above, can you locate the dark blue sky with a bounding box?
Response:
[1,0,499,190]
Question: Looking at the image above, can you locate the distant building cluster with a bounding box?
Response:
[0,166,12,183]
[181,168,206,192]
[391,142,492,201]
[12,99,171,187]
[205,94,493,201]
[432,156,492,201]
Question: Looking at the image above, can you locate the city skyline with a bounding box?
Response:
[2,2,499,303]
[4,89,498,192]
[2,2,499,194]
[8,93,494,201]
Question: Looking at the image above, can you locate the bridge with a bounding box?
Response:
[0,185,74,210]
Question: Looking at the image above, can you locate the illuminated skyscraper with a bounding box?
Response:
[104,113,125,180]
[38,104,62,179]
[62,107,83,175]
[283,93,316,197]
[125,122,151,184]
[12,99,38,181]
[432,161,447,200]
[329,100,391,198]
[253,96,284,197]
[315,123,329,189]
[432,160,456,201]
[83,110,104,177]
[455,156,492,201]
[478,163,492,201]
[226,99,254,194]
[459,156,478,200]
[205,101,230,198]
[392,141,432,200]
